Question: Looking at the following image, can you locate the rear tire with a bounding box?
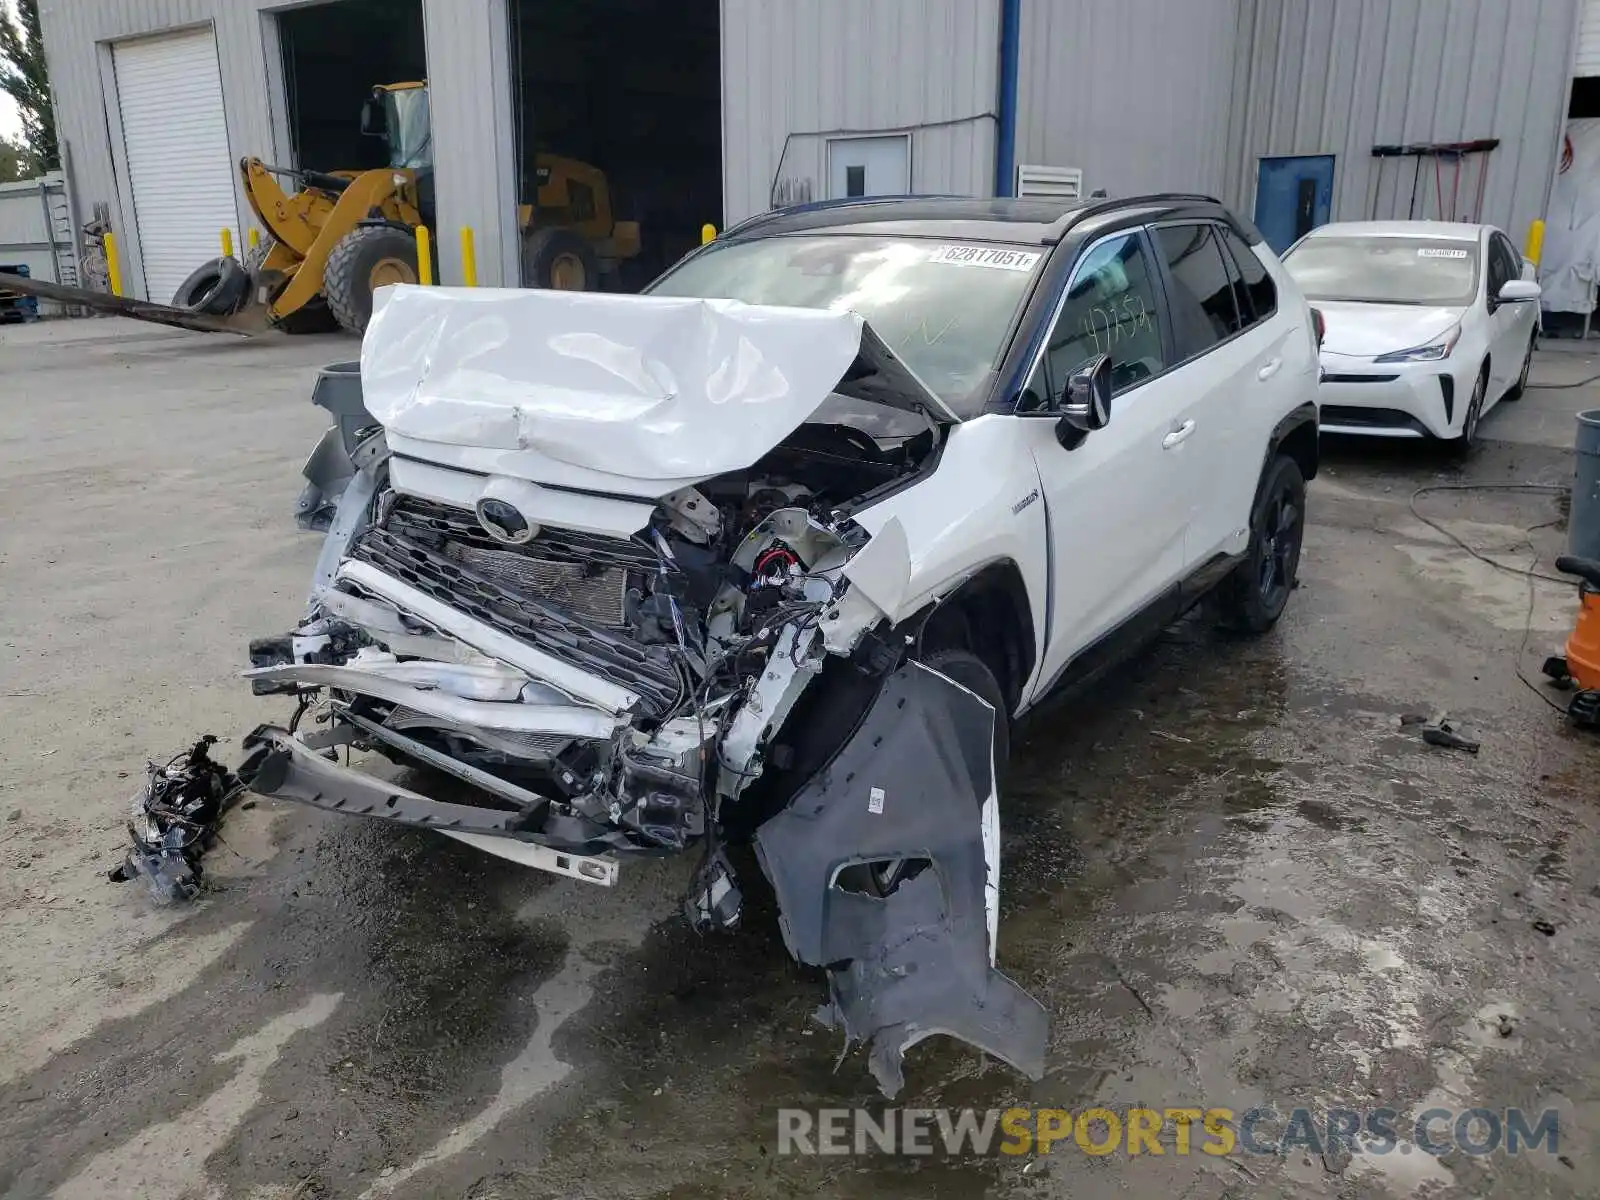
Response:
[172,256,248,315]
[323,225,420,335]
[521,227,599,291]
[1215,454,1305,634]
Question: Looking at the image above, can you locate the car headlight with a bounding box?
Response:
[1374,324,1461,363]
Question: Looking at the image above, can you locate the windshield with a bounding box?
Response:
[384,88,432,171]
[646,235,1043,416]
[1283,236,1479,306]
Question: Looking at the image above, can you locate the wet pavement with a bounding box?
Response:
[3,320,1600,1198]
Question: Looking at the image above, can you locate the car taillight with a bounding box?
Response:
[1310,307,1326,348]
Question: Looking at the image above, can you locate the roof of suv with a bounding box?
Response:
[727,194,1253,247]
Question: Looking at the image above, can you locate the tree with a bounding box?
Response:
[0,0,57,173]
[0,133,26,182]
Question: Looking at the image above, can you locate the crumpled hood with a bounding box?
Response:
[361,286,952,486]
[1315,300,1463,358]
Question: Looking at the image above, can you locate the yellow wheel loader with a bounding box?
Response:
[232,81,641,333]
[0,82,641,337]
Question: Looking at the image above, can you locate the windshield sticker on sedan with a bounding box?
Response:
[1417,247,1470,258]
[927,245,1043,271]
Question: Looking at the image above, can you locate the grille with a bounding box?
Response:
[351,527,684,715]
[387,495,662,574]
[1320,405,1429,434]
[447,545,628,627]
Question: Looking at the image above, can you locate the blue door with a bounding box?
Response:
[1254,156,1335,254]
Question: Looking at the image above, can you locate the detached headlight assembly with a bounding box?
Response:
[1374,324,1461,363]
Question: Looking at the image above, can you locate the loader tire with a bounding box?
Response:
[324,225,420,335]
[172,256,248,315]
[521,227,599,291]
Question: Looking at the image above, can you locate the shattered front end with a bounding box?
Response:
[237,288,1046,1093]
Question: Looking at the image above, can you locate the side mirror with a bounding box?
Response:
[360,96,387,139]
[1055,354,1113,449]
[1496,279,1541,306]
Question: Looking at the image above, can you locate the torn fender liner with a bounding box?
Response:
[753,662,1048,1097]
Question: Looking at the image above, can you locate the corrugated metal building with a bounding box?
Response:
[34,0,1584,300]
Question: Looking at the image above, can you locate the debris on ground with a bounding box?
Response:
[1401,711,1481,753]
[106,735,240,903]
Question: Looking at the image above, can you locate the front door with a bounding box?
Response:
[1020,228,1192,694]
[827,135,910,199]
[1255,155,1335,254]
[1484,230,1534,401]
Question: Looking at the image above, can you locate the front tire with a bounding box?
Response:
[1215,454,1305,634]
[1447,365,1489,458]
[521,227,599,291]
[323,225,420,335]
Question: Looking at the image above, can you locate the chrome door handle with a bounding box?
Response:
[1162,420,1196,449]
[1257,357,1283,380]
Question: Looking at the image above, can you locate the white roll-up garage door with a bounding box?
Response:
[113,28,238,303]
[1578,0,1600,77]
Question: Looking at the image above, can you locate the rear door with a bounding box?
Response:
[1150,222,1291,568]
[1019,228,1194,693]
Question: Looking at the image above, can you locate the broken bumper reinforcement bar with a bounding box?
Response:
[236,724,618,885]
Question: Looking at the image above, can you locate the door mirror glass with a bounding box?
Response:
[1055,354,1113,447]
[1496,279,1541,305]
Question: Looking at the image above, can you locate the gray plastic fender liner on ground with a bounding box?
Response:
[753,661,1048,1097]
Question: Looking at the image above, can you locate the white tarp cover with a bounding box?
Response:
[361,287,867,481]
[1540,119,1600,314]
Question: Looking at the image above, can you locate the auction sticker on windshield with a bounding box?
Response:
[1417,247,1470,258]
[928,245,1043,271]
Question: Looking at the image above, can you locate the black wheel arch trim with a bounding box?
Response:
[1265,401,1319,485]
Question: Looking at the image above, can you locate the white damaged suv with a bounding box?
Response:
[239,195,1321,1095]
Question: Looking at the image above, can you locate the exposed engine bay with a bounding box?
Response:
[235,288,1046,1095]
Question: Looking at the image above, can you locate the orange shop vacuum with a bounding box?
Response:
[1542,556,1600,728]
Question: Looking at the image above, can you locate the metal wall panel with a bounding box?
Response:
[1015,0,1244,200]
[720,0,999,224]
[0,174,76,309]
[420,0,519,286]
[1228,0,1580,244]
[37,0,517,290]
[37,1,281,298]
[1577,0,1600,76]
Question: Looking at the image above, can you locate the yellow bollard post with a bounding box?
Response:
[459,226,478,287]
[1524,218,1546,267]
[248,227,261,252]
[221,228,234,259]
[416,226,433,286]
[103,232,124,297]
[701,223,717,245]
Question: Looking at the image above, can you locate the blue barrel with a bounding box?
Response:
[1573,410,1600,559]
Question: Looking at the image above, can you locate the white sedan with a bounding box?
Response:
[1281,221,1541,450]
